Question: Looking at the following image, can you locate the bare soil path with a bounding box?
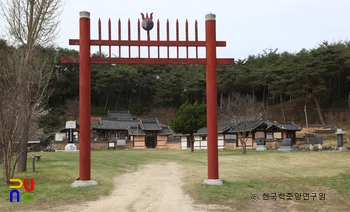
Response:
[33,162,230,212]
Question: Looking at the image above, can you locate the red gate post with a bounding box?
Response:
[71,11,98,187]
[203,13,225,185]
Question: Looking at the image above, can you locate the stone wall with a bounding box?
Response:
[125,141,133,149]
[295,139,307,145]
[166,142,181,150]
[52,142,121,150]
[51,142,68,150]
[224,142,236,150]
[266,140,282,150]
[298,126,338,139]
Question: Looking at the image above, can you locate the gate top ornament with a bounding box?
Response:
[141,12,153,31]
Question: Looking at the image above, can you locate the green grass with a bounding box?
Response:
[1,150,350,211]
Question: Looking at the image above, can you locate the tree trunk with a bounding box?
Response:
[348,91,350,111]
[263,85,266,111]
[220,93,223,112]
[128,91,133,110]
[104,93,109,109]
[312,93,326,126]
[116,91,121,108]
[241,139,246,154]
[226,92,231,116]
[190,134,194,152]
[17,123,29,172]
[137,87,142,109]
[280,94,286,122]
[1,145,12,185]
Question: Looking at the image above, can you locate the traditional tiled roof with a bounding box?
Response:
[267,121,302,131]
[194,127,207,135]
[92,119,140,130]
[158,126,173,135]
[140,119,162,131]
[229,113,266,133]
[28,136,40,144]
[191,114,301,135]
[93,116,167,132]
[127,125,172,135]
[218,123,233,133]
[101,110,137,120]
[194,123,232,135]
[127,126,146,135]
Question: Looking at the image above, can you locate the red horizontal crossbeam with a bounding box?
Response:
[68,39,227,47]
[60,57,234,65]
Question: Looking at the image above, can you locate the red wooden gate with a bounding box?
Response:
[61,11,234,184]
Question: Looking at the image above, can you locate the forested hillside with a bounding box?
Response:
[42,40,350,129]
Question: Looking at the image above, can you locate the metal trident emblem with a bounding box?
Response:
[141,12,154,31]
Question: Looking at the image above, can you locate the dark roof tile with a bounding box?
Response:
[158,126,173,135]
[127,126,146,135]
[92,119,140,130]
[140,119,162,131]
[101,110,137,120]
[267,121,301,131]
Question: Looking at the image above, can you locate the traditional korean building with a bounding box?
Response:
[91,111,173,149]
[52,111,302,151]
[176,114,302,150]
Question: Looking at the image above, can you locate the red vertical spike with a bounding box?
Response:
[176,19,179,58]
[166,19,169,58]
[24,179,35,192]
[147,18,150,58]
[98,18,101,56]
[128,18,131,58]
[185,20,189,41]
[195,19,198,58]
[148,30,150,58]
[176,19,179,40]
[157,19,160,58]
[108,18,111,58]
[186,19,188,59]
[138,18,140,58]
[118,18,121,57]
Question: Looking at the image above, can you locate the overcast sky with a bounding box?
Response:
[2,0,350,60]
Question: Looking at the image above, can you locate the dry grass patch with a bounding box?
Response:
[1,150,349,211]
[182,150,350,211]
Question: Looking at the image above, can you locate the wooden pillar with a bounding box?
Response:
[205,13,219,180]
[79,11,91,180]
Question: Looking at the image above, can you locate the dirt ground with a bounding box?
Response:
[29,162,231,212]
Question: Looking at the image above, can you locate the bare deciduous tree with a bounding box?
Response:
[221,92,263,154]
[0,42,55,184]
[0,0,63,176]
[0,0,63,47]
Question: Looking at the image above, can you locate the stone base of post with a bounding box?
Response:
[202,179,226,186]
[71,180,98,188]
